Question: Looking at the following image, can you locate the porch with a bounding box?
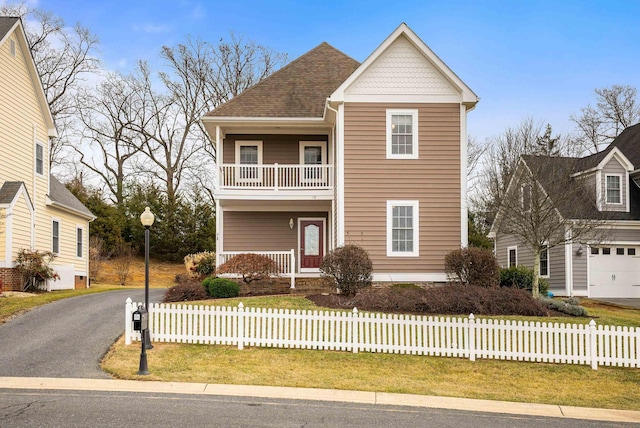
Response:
[217,164,333,191]
[216,209,332,288]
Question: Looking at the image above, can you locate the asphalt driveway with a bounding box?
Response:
[593,299,640,309]
[0,288,165,378]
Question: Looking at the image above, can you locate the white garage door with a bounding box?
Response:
[589,246,640,298]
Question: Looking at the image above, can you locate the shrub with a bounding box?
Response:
[14,249,59,291]
[307,285,550,317]
[163,282,209,303]
[184,251,216,279]
[499,265,549,296]
[444,247,499,287]
[114,242,137,286]
[538,297,588,317]
[216,253,279,283]
[88,236,104,282]
[320,244,372,296]
[202,277,240,298]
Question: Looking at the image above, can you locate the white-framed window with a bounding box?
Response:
[76,226,84,258]
[387,200,419,257]
[507,246,517,267]
[234,140,263,183]
[539,242,549,277]
[386,109,418,159]
[605,174,622,204]
[521,184,531,212]
[299,141,327,183]
[52,219,60,254]
[35,142,44,176]
[10,39,16,57]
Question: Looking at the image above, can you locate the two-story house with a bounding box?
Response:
[202,23,478,286]
[491,123,640,298]
[0,17,94,291]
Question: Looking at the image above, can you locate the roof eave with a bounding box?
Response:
[46,199,95,221]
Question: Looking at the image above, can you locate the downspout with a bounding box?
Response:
[325,100,342,247]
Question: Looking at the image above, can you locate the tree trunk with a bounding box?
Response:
[532,249,541,298]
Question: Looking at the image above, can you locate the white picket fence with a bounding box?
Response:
[125,299,640,370]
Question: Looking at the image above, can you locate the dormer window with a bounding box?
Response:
[605,174,621,204]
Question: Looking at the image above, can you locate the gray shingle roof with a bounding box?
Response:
[0,17,19,41]
[49,175,94,219]
[206,42,360,118]
[522,122,640,222]
[0,181,27,205]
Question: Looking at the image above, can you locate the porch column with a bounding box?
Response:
[216,200,223,268]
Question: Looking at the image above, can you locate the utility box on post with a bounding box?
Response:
[132,305,148,332]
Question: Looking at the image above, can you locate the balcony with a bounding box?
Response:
[217,164,334,191]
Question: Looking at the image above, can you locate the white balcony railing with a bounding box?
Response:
[218,164,333,190]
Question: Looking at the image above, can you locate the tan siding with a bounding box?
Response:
[224,211,328,252]
[11,195,31,259]
[47,208,89,268]
[0,31,49,189]
[223,134,328,164]
[343,103,461,273]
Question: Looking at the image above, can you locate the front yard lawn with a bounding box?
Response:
[102,295,640,411]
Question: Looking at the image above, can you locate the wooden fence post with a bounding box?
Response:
[352,308,359,354]
[468,313,476,362]
[125,297,133,345]
[238,302,245,350]
[589,319,598,370]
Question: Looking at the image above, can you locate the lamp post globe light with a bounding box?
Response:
[140,207,155,350]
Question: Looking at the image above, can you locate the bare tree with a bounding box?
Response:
[74,72,144,208]
[571,85,640,154]
[472,118,543,225]
[491,156,607,297]
[467,134,486,195]
[131,35,287,205]
[1,3,100,166]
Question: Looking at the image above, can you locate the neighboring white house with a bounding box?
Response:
[0,17,94,291]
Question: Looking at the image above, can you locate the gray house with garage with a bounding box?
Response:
[490,123,640,298]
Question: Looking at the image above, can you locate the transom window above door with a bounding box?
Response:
[386,109,418,159]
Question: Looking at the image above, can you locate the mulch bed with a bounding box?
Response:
[307,286,570,317]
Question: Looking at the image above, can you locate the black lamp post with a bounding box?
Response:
[140,206,155,349]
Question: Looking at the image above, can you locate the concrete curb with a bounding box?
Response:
[1,377,639,423]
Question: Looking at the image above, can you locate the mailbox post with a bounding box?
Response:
[132,305,149,375]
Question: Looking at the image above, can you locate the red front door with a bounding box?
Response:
[300,220,323,269]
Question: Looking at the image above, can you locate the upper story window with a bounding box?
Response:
[52,220,60,254]
[386,109,418,159]
[35,142,44,176]
[235,140,263,182]
[605,174,621,204]
[521,184,531,211]
[387,200,419,257]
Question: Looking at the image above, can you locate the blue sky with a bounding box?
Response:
[24,0,640,142]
